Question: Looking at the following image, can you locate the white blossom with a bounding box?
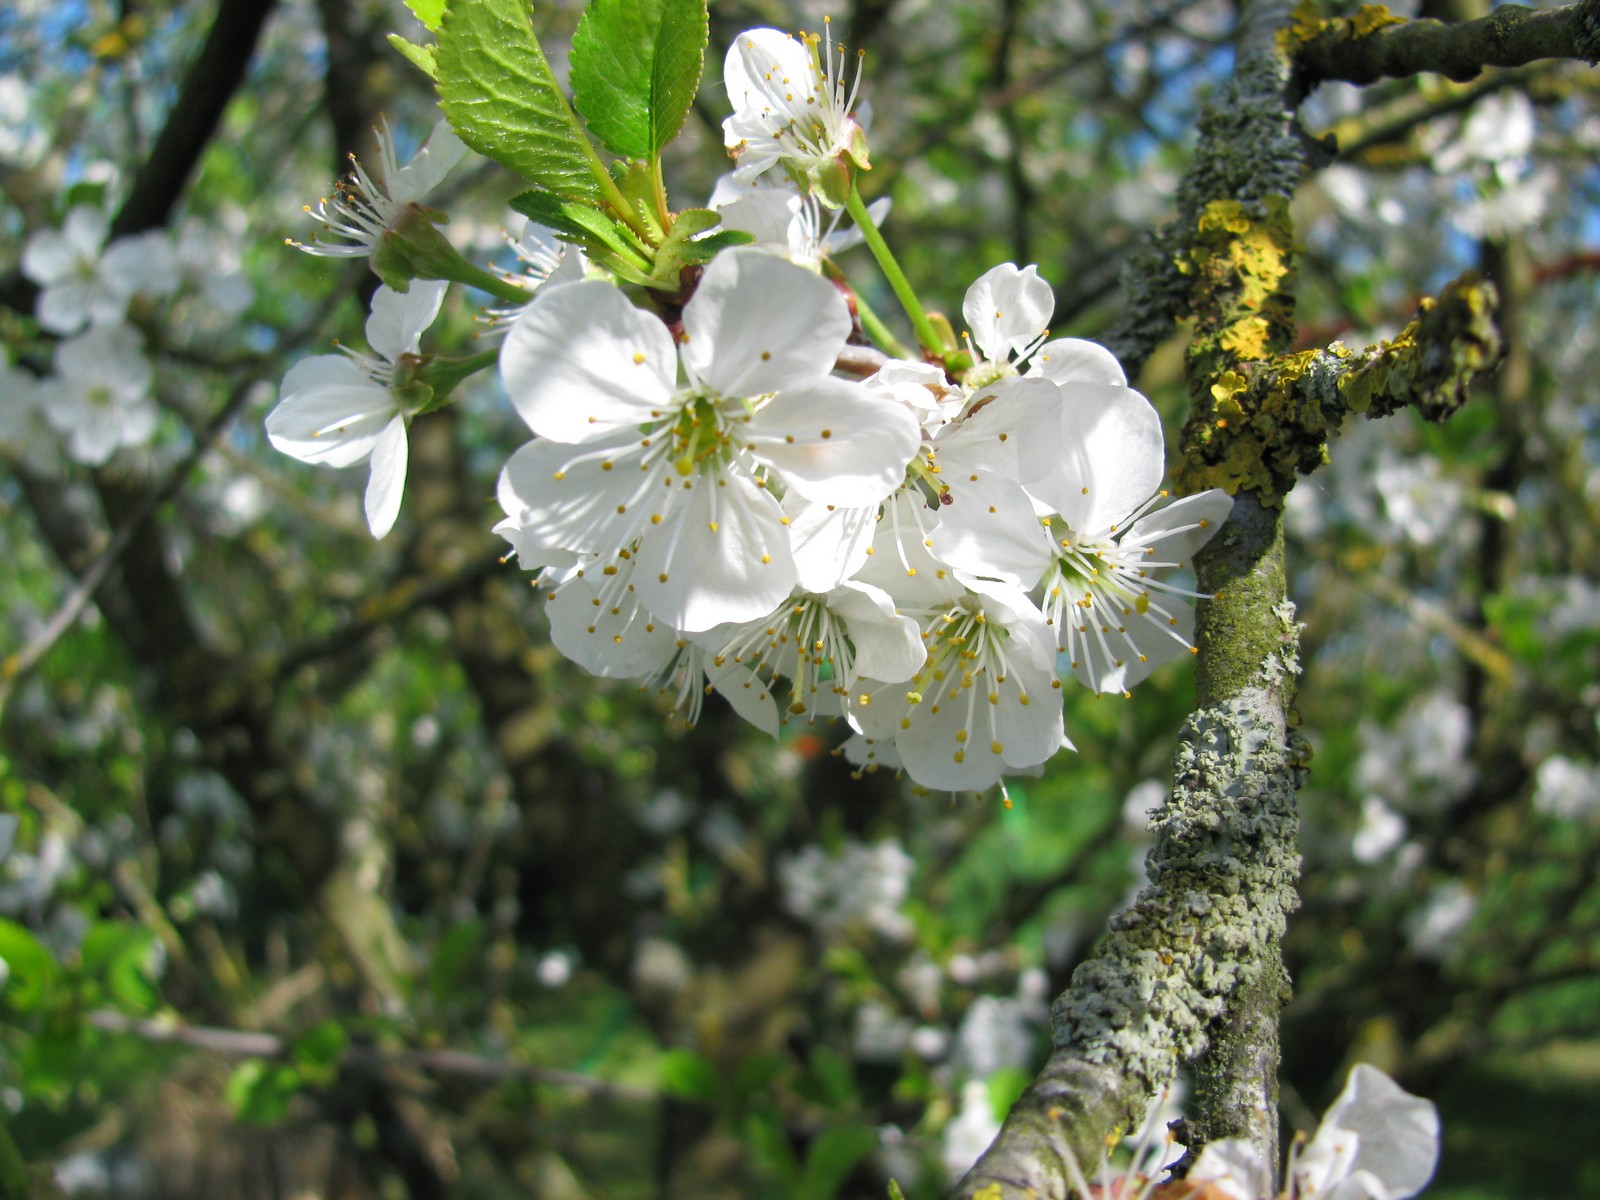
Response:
[265,280,447,538]
[1184,1064,1439,1200]
[497,248,920,632]
[852,577,1068,792]
[22,207,178,335]
[1532,755,1600,822]
[710,173,888,268]
[722,23,871,204]
[777,837,915,939]
[37,323,158,466]
[942,1081,1001,1182]
[293,118,467,258]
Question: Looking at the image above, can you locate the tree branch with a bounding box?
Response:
[951,7,1312,1196]
[1293,0,1600,88]
[1176,275,1503,504]
[86,1011,659,1104]
[111,0,279,237]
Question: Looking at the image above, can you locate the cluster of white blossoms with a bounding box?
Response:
[268,28,1231,794]
[5,207,253,469]
[493,247,1229,791]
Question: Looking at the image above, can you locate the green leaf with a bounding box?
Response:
[644,208,733,288]
[658,1047,718,1100]
[225,1059,303,1125]
[569,0,708,160]
[388,34,438,80]
[436,0,600,201]
[0,918,56,1013]
[404,0,447,29]
[510,189,654,282]
[986,1066,1031,1121]
[81,921,157,1013]
[798,1125,879,1200]
[291,1019,348,1087]
[743,1111,800,1184]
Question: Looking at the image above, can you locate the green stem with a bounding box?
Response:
[650,158,672,232]
[414,347,502,411]
[843,185,947,357]
[450,259,537,306]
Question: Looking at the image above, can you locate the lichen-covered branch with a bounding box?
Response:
[951,5,1310,1196]
[1176,275,1503,503]
[1292,0,1600,87]
[951,592,1303,1199]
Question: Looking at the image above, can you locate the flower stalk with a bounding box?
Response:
[844,184,948,359]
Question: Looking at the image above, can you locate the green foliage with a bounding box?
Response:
[404,0,447,31]
[224,1059,304,1125]
[569,0,707,161]
[0,920,56,1014]
[79,921,157,1014]
[658,1047,719,1101]
[510,187,652,277]
[435,0,601,201]
[387,34,439,80]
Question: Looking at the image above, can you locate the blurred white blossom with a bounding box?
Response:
[778,837,914,939]
[38,323,158,466]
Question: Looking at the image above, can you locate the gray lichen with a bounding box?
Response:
[1052,694,1301,1094]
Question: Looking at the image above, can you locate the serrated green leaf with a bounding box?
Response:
[404,0,447,29]
[388,33,438,80]
[436,0,600,201]
[510,189,653,279]
[644,208,729,287]
[569,0,707,160]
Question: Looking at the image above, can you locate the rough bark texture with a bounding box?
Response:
[1293,0,1600,88]
[950,7,1309,1195]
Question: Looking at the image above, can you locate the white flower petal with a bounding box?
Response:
[681,249,850,398]
[364,415,409,537]
[389,118,468,203]
[102,231,179,298]
[500,280,676,441]
[1301,1064,1439,1200]
[783,494,876,593]
[933,470,1052,588]
[267,357,396,467]
[633,465,796,633]
[496,433,657,555]
[889,582,1062,791]
[1030,337,1126,386]
[962,263,1053,363]
[365,280,447,361]
[1186,1138,1265,1200]
[828,581,924,683]
[854,490,963,608]
[1020,381,1165,533]
[1125,489,1233,566]
[746,378,920,506]
[543,556,677,678]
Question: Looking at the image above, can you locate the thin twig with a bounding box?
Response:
[87,1011,662,1103]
